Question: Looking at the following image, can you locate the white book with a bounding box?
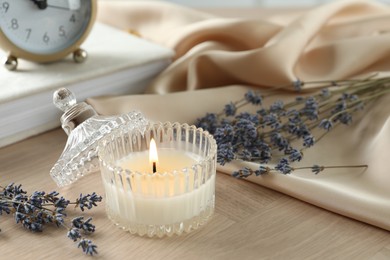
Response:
[0,23,174,148]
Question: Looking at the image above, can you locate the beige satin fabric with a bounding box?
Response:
[90,0,390,230]
[98,0,390,93]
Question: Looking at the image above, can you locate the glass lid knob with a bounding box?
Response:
[53,88,77,112]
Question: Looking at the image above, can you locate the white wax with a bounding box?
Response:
[104,149,216,226]
[104,174,215,225]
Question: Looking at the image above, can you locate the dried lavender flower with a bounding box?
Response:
[319,119,333,131]
[293,79,304,91]
[288,149,303,162]
[76,192,102,211]
[270,100,284,113]
[224,102,237,116]
[195,113,218,133]
[275,158,293,174]
[217,143,235,165]
[255,166,270,176]
[67,228,82,242]
[0,183,101,255]
[72,216,95,233]
[244,90,262,105]
[303,134,315,147]
[78,238,98,256]
[196,76,388,177]
[312,165,324,174]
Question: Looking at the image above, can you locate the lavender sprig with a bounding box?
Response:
[196,76,389,176]
[75,192,102,211]
[78,238,98,256]
[232,164,368,178]
[0,183,102,255]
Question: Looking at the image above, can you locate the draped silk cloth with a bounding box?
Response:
[89,0,390,230]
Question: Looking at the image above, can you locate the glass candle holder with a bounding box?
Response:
[98,122,217,237]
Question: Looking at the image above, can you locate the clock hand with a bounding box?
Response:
[46,4,70,11]
[30,0,74,11]
[31,0,48,10]
[46,0,81,11]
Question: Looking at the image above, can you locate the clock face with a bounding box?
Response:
[0,0,93,55]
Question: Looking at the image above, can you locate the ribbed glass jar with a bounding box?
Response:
[98,122,217,237]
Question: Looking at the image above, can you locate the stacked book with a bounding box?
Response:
[0,23,174,148]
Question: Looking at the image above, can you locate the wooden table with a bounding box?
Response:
[1,128,390,259]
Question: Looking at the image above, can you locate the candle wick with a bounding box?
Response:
[153,162,157,173]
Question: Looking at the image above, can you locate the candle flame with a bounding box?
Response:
[149,138,158,164]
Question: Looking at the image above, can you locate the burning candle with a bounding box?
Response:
[99,122,217,237]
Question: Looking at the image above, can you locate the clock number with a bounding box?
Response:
[1,2,9,13]
[25,28,32,41]
[43,32,50,44]
[59,26,66,37]
[10,18,18,30]
[70,14,76,23]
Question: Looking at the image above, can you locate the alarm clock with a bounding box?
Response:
[0,0,97,70]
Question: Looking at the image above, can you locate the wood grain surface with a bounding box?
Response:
[1,6,390,259]
[1,128,389,260]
